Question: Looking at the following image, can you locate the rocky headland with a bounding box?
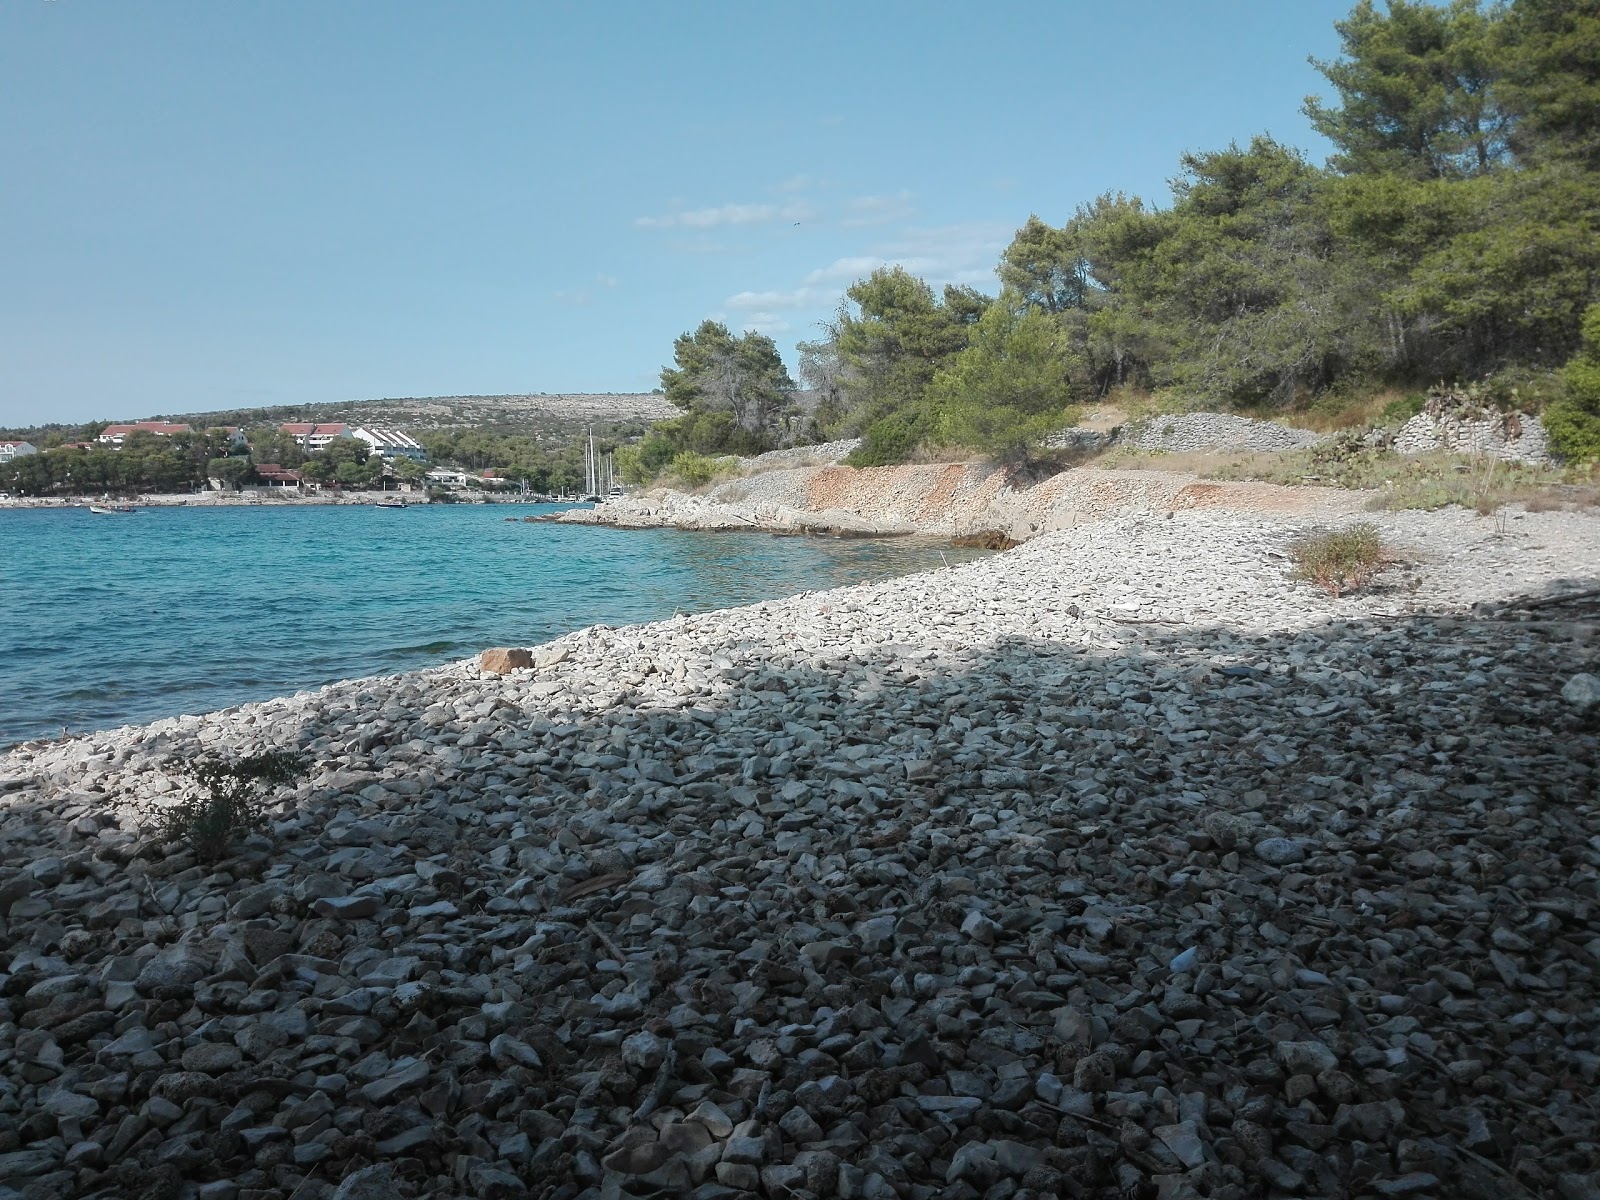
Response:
[1,504,1599,1200]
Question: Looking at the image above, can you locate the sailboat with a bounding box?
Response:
[581,428,601,503]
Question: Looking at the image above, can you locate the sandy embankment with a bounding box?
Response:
[1,504,1598,1197]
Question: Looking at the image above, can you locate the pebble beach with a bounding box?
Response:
[2,504,1599,1200]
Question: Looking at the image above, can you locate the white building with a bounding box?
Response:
[0,441,38,463]
[280,422,354,451]
[351,426,427,461]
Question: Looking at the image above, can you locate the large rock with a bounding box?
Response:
[332,1164,404,1200]
[1563,673,1600,711]
[479,647,534,674]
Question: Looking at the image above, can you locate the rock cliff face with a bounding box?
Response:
[561,466,1361,542]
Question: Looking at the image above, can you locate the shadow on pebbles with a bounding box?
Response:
[0,512,1598,1200]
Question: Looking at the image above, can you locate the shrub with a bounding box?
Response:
[1544,399,1600,464]
[1289,523,1393,597]
[846,410,930,467]
[1550,303,1600,464]
[667,451,735,488]
[142,750,304,862]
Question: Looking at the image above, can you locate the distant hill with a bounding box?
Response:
[4,393,678,443]
[156,393,680,440]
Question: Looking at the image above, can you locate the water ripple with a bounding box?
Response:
[0,504,982,745]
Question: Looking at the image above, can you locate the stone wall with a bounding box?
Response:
[1121,413,1325,454]
[1392,409,1553,466]
[737,439,861,472]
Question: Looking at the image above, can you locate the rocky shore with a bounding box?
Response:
[2,506,1599,1200]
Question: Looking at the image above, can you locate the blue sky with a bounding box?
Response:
[0,0,1358,427]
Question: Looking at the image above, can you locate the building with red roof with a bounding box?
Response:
[96,422,192,447]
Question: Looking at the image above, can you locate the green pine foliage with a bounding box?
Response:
[656,321,798,459]
[927,299,1080,464]
[636,0,1599,471]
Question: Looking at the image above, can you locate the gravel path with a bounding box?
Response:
[1,508,1598,1200]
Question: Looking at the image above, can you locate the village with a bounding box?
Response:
[0,419,610,502]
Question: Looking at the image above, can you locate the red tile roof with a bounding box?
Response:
[280,423,350,437]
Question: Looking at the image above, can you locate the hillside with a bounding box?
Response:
[157,392,678,440]
[6,393,678,443]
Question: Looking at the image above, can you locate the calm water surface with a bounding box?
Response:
[0,503,980,745]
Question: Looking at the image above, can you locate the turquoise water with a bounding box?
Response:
[0,503,978,747]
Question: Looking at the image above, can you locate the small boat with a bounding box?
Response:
[89,504,136,515]
[374,499,407,509]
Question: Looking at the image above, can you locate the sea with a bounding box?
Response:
[0,503,983,747]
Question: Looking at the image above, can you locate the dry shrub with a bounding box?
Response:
[1290,523,1393,597]
[141,750,304,862]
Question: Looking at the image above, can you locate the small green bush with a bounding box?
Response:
[667,451,735,488]
[846,410,930,467]
[142,750,304,862]
[1289,523,1393,597]
[1544,399,1600,464]
[1550,303,1600,463]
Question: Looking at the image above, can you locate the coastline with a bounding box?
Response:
[0,493,565,509]
[2,504,1598,1196]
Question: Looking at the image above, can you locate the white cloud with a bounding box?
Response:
[741,313,793,335]
[725,287,822,311]
[841,191,917,228]
[595,273,619,288]
[803,256,887,285]
[711,218,1012,355]
[634,201,814,230]
[790,222,1008,296]
[871,220,1013,287]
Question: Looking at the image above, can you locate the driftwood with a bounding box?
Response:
[632,1039,678,1124]
[1502,587,1600,612]
[560,871,632,902]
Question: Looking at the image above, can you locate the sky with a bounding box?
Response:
[0,0,1358,428]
